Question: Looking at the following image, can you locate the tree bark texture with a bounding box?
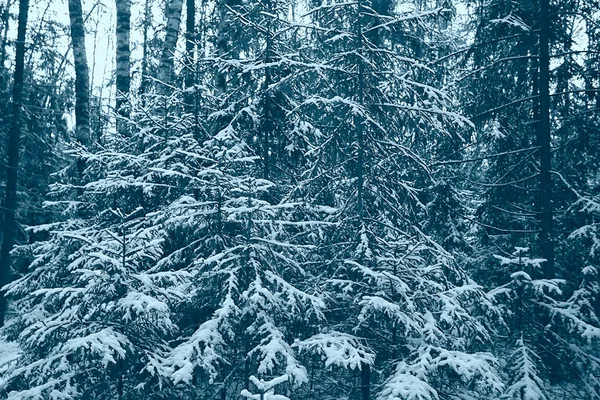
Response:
[115,0,131,135]
[538,0,554,279]
[184,0,195,108]
[68,0,91,146]
[158,0,183,96]
[139,0,151,98]
[0,0,29,327]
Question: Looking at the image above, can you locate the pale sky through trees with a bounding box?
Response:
[8,0,478,122]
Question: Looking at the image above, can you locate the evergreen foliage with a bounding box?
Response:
[0,0,598,399]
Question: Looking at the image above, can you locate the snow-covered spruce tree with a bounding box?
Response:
[407,1,477,277]
[455,0,600,395]
[200,0,313,184]
[154,104,331,398]
[554,194,600,397]
[503,334,547,400]
[0,123,191,398]
[543,0,600,289]
[487,249,556,400]
[115,5,332,394]
[551,263,600,398]
[456,0,546,288]
[458,0,600,287]
[564,194,600,336]
[488,247,600,399]
[25,7,332,397]
[280,1,504,399]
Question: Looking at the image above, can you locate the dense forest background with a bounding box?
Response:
[0,0,599,399]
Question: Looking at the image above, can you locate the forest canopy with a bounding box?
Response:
[0,0,598,399]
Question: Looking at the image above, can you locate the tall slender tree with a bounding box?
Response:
[139,0,152,98]
[0,0,29,327]
[183,0,195,108]
[157,0,183,95]
[115,0,131,136]
[537,0,554,279]
[67,0,91,146]
[289,1,503,399]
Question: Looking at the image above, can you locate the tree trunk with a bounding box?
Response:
[355,0,365,218]
[139,0,151,99]
[538,0,554,279]
[360,363,370,400]
[67,0,91,146]
[0,0,29,327]
[214,0,229,96]
[183,0,195,108]
[158,0,183,96]
[117,357,124,399]
[261,0,274,179]
[115,0,131,136]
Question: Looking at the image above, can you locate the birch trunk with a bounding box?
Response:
[157,0,183,96]
[115,0,131,135]
[67,0,91,146]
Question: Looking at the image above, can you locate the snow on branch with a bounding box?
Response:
[292,332,375,370]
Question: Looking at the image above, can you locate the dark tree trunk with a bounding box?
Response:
[0,0,29,327]
[115,0,131,136]
[117,357,124,399]
[360,363,370,400]
[538,0,554,279]
[355,0,365,218]
[139,0,151,99]
[184,0,195,108]
[215,0,229,96]
[67,0,91,146]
